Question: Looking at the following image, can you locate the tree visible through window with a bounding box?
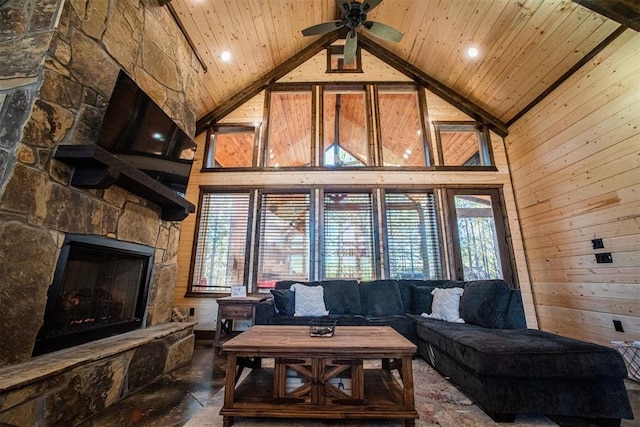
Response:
[454,195,502,280]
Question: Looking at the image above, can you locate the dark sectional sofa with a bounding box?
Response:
[254,279,634,425]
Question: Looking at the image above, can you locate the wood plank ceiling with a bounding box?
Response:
[169,0,625,131]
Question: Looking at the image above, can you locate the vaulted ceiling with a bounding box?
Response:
[168,0,635,134]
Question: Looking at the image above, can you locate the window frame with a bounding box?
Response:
[252,189,315,290]
[375,84,432,167]
[444,187,517,287]
[186,188,255,297]
[263,85,315,168]
[319,188,381,281]
[326,45,363,73]
[320,84,372,168]
[381,189,444,280]
[202,124,260,170]
[432,121,495,168]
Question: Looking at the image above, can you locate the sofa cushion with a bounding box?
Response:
[359,280,404,316]
[270,289,295,316]
[424,287,465,323]
[318,280,362,314]
[410,285,435,315]
[397,280,454,312]
[416,320,628,379]
[274,280,361,314]
[459,280,511,328]
[290,283,329,316]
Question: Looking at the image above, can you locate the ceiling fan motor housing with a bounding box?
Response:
[342,2,368,29]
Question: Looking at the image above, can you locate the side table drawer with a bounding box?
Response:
[219,304,254,318]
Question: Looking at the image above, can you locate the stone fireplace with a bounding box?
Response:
[33,234,155,356]
[0,0,203,423]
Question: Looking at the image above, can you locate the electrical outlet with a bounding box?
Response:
[591,238,604,249]
[595,253,613,263]
[613,320,624,332]
[189,307,195,316]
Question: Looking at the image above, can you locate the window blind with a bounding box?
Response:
[256,193,311,290]
[323,192,375,280]
[384,192,442,280]
[190,192,251,293]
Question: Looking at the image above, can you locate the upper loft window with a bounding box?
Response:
[204,125,258,168]
[265,90,312,167]
[378,86,429,167]
[323,87,369,167]
[326,46,362,73]
[433,121,493,167]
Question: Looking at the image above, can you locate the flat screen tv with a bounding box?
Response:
[96,71,197,195]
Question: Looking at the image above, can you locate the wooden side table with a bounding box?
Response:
[214,296,266,351]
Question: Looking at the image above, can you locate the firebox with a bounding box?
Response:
[33,234,155,356]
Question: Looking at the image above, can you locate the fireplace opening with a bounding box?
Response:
[33,235,154,356]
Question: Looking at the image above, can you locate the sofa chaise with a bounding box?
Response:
[254,279,633,425]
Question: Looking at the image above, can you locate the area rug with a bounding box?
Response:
[184,358,556,426]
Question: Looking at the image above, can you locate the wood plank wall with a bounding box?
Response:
[505,30,640,346]
[173,48,538,331]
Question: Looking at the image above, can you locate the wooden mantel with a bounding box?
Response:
[53,145,195,221]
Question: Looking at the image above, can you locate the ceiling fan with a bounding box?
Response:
[301,0,403,65]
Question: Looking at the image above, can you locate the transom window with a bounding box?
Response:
[323,87,369,167]
[433,121,493,166]
[204,125,257,168]
[378,87,429,167]
[266,90,313,167]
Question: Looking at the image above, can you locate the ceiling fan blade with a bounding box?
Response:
[336,0,351,13]
[360,0,383,13]
[301,20,344,36]
[343,29,357,64]
[363,21,403,42]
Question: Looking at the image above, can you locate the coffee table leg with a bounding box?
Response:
[223,416,234,427]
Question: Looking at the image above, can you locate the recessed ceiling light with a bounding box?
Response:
[221,51,232,62]
[467,47,479,58]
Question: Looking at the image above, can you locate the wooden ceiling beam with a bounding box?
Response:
[195,32,340,135]
[571,0,640,32]
[357,34,509,137]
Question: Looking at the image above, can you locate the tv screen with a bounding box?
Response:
[96,71,197,194]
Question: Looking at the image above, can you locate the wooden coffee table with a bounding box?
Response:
[220,325,418,426]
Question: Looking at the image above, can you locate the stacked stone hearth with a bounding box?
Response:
[0,0,203,424]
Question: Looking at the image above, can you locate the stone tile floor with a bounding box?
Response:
[80,340,640,427]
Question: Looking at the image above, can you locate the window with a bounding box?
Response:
[266,90,312,167]
[188,186,520,295]
[378,88,428,166]
[446,188,515,284]
[322,192,376,280]
[326,46,362,73]
[383,192,442,279]
[323,88,369,167]
[189,192,251,294]
[204,125,257,168]
[255,192,312,290]
[433,122,493,166]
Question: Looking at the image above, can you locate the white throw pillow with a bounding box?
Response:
[290,283,329,317]
[422,287,465,323]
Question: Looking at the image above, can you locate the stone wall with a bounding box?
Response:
[0,0,202,368]
[0,323,195,426]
